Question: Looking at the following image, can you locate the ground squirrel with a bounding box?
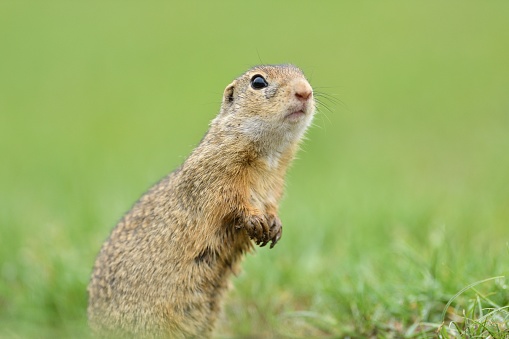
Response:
[87,64,315,338]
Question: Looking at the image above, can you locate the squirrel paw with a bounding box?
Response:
[244,214,282,249]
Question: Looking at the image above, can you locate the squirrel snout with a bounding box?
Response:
[293,80,313,102]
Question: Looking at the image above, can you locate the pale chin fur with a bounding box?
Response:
[241,109,313,140]
[240,106,315,165]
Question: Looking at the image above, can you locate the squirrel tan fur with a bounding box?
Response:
[87,64,315,338]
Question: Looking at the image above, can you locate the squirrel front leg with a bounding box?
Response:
[222,175,283,248]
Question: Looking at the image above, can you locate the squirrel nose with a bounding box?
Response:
[294,80,313,102]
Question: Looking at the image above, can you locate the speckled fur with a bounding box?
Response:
[87,64,315,338]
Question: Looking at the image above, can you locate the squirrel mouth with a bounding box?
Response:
[285,110,306,122]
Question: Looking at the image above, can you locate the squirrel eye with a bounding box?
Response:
[250,75,268,90]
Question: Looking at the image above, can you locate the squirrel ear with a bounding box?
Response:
[223,81,236,104]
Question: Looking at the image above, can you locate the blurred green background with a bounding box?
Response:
[1,1,508,337]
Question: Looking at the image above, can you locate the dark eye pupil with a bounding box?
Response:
[251,75,268,89]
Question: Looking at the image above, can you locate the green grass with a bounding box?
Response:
[1,1,508,338]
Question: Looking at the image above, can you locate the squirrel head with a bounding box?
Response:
[213,64,315,154]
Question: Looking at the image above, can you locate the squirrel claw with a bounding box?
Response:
[269,221,282,249]
[244,213,282,248]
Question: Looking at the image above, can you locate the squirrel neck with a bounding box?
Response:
[194,123,300,174]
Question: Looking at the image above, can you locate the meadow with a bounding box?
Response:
[1,2,508,338]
